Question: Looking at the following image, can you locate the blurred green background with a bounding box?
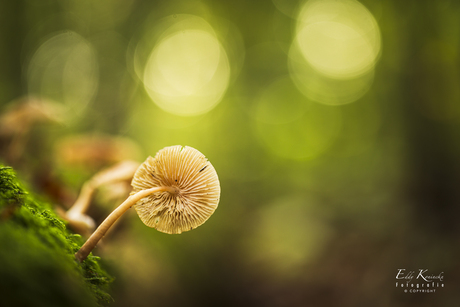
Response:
[1,0,460,306]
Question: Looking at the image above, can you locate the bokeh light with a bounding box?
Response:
[289,45,375,106]
[26,31,99,118]
[295,0,381,79]
[289,0,381,106]
[137,15,230,116]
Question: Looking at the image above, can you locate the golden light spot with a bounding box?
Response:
[288,0,381,105]
[295,0,381,79]
[141,16,230,116]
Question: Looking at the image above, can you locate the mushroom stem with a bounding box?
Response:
[75,186,176,262]
[66,180,96,219]
[64,160,140,235]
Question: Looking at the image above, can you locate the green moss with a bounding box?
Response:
[0,166,113,307]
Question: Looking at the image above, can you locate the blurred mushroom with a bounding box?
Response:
[75,145,220,262]
[62,160,140,235]
[55,133,142,170]
[0,96,64,165]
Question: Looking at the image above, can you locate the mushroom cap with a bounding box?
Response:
[131,145,220,234]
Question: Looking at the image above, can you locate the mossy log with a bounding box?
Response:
[0,166,113,307]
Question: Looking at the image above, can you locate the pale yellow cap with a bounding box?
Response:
[131,145,220,234]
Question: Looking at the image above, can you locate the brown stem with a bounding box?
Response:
[75,186,175,262]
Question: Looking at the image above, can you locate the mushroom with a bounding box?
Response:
[0,96,64,165]
[55,133,142,170]
[75,145,220,262]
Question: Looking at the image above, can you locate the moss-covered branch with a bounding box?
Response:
[0,166,113,307]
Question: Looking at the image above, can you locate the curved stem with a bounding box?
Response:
[67,180,96,218]
[75,186,174,262]
[66,160,140,223]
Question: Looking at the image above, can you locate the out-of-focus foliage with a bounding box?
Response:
[1,0,460,306]
[0,166,113,307]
